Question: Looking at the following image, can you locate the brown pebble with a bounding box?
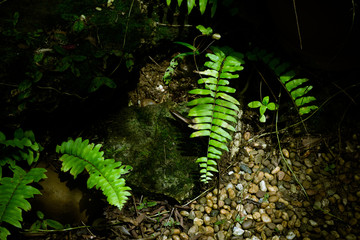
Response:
[277,171,285,180]
[172,228,181,235]
[269,195,279,203]
[244,132,251,141]
[282,149,289,158]
[179,232,189,240]
[306,189,318,196]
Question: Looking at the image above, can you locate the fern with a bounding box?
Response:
[0,129,42,178]
[0,166,46,235]
[187,46,244,183]
[247,48,318,116]
[56,138,132,210]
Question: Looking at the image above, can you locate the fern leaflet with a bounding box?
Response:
[56,138,132,210]
[188,46,244,183]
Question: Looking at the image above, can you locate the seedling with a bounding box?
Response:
[248,96,278,122]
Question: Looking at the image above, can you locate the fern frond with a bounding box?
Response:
[188,47,244,183]
[247,48,318,116]
[56,138,132,210]
[0,166,46,228]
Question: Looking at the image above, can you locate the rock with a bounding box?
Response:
[242,219,254,230]
[277,171,285,180]
[240,164,252,174]
[254,171,265,184]
[236,183,244,191]
[256,190,265,198]
[179,232,189,240]
[261,213,272,223]
[259,180,267,192]
[244,203,255,213]
[249,183,259,193]
[216,231,226,240]
[269,195,279,203]
[346,234,357,240]
[271,166,281,174]
[233,223,245,236]
[282,149,290,158]
[286,231,296,240]
[304,158,313,168]
[210,209,219,217]
[103,102,198,202]
[187,225,198,237]
[193,217,203,226]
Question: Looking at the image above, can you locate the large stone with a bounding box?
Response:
[101,102,201,202]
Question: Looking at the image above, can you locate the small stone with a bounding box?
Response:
[204,226,214,235]
[193,217,203,226]
[179,232,189,240]
[309,219,318,227]
[256,190,265,198]
[304,158,313,168]
[261,213,272,223]
[249,183,259,193]
[226,183,234,190]
[242,219,254,230]
[275,202,285,209]
[286,231,296,240]
[236,183,244,191]
[180,210,189,217]
[172,228,181,235]
[205,206,212,214]
[240,164,252,174]
[254,171,265,184]
[264,172,274,181]
[271,166,281,174]
[259,180,267,192]
[253,211,261,220]
[346,234,357,240]
[199,197,207,205]
[244,132,251,141]
[187,225,198,236]
[210,209,219,217]
[282,149,290,158]
[172,235,180,240]
[216,231,225,240]
[203,215,211,226]
[267,222,276,229]
[268,195,279,203]
[228,188,236,200]
[233,223,245,236]
[277,171,285,180]
[283,174,292,182]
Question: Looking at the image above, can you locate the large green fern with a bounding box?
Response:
[0,166,47,239]
[56,138,132,210]
[187,46,244,183]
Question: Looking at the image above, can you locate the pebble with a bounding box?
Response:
[240,164,252,174]
[249,183,259,193]
[242,219,254,229]
[193,218,203,226]
[271,166,281,174]
[286,231,296,240]
[261,213,272,223]
[259,180,267,192]
[233,223,245,236]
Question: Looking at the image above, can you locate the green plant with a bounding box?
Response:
[136,198,157,210]
[187,46,244,183]
[235,214,245,223]
[247,48,318,116]
[248,96,278,122]
[166,0,217,16]
[163,25,219,85]
[56,137,132,210]
[324,163,335,173]
[28,211,64,232]
[0,166,47,239]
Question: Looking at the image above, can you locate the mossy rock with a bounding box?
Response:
[103,102,202,202]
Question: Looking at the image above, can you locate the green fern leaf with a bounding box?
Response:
[290,86,313,99]
[56,138,132,210]
[0,226,10,239]
[199,0,208,14]
[295,96,317,106]
[285,78,309,92]
[188,46,244,183]
[0,166,46,229]
[187,0,196,14]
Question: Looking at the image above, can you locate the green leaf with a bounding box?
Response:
[45,219,64,229]
[187,97,215,106]
[248,101,262,108]
[260,114,266,122]
[262,96,269,105]
[215,99,239,111]
[177,0,183,6]
[213,105,237,116]
[34,52,44,63]
[285,78,309,92]
[274,62,291,76]
[299,105,318,115]
[196,157,208,163]
[190,130,211,138]
[191,123,211,130]
[89,77,117,92]
[188,104,214,117]
[199,0,208,15]
[207,166,218,172]
[211,119,235,132]
[196,25,212,35]
[211,126,232,140]
[174,41,197,51]
[259,105,267,115]
[36,211,44,220]
[166,0,171,6]
[210,132,227,143]
[187,0,196,14]
[73,21,85,32]
[188,89,214,96]
[198,77,218,85]
[192,117,212,123]
[217,86,236,93]
[290,86,313,99]
[295,96,316,106]
[71,55,87,62]
[209,139,229,151]
[280,70,296,83]
[267,102,277,111]
[213,112,237,123]
[0,226,11,239]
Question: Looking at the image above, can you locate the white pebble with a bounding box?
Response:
[226,183,234,190]
[233,223,244,236]
[236,183,244,191]
[259,180,267,192]
[286,231,296,240]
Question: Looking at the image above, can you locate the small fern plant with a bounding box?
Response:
[0,129,46,240]
[247,48,318,116]
[187,46,244,183]
[56,137,132,210]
